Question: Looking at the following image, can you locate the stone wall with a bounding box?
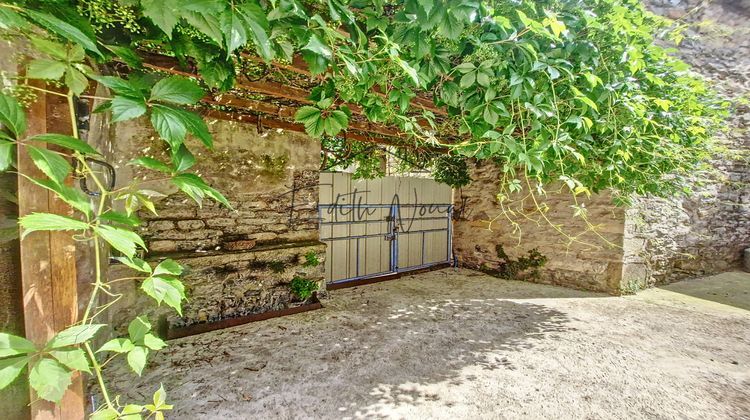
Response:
[453,161,627,294]
[105,117,325,332]
[624,0,750,285]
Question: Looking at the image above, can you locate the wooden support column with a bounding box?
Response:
[18,82,85,419]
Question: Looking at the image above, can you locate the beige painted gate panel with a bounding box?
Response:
[394,177,452,270]
[319,172,452,284]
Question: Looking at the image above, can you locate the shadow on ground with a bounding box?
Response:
[102,270,577,418]
[101,269,750,419]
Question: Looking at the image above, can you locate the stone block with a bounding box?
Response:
[206,218,237,228]
[177,220,205,230]
[263,223,289,233]
[249,232,278,242]
[277,230,318,242]
[151,208,196,219]
[149,220,175,231]
[157,229,222,240]
[150,240,177,253]
[223,240,257,251]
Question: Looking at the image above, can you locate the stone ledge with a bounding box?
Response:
[142,239,326,263]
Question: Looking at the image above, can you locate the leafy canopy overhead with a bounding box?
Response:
[2,0,725,202]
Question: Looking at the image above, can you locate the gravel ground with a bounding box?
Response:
[103,269,750,419]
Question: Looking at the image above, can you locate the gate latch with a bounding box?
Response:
[384,226,398,241]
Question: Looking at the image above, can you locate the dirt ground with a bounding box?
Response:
[103,269,750,419]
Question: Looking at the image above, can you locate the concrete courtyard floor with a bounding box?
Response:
[104,269,750,419]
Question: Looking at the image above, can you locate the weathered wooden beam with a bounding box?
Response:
[201,108,398,147]
[202,93,406,139]
[19,83,85,419]
[199,108,448,153]
[240,53,447,116]
[140,52,435,131]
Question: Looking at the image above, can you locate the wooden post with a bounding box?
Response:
[18,82,85,419]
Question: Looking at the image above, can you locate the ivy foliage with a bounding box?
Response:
[1,0,724,200]
[289,276,319,300]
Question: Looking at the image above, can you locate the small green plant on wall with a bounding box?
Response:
[268,260,287,273]
[290,276,319,301]
[302,250,320,268]
[493,244,548,279]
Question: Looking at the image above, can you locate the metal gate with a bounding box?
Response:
[319,172,453,284]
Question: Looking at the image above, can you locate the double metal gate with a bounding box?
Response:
[319,172,453,284]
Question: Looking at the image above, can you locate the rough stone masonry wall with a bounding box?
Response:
[623,0,750,286]
[453,161,626,294]
[106,118,324,333]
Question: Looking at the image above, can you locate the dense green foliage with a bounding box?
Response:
[0,0,726,417]
[290,276,319,300]
[4,0,725,197]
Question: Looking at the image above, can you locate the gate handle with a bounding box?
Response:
[77,157,116,197]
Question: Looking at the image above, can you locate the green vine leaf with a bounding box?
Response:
[0,138,15,171]
[27,146,71,184]
[30,134,99,155]
[140,0,180,38]
[223,1,272,60]
[0,333,36,358]
[26,59,66,80]
[154,259,183,276]
[302,34,332,60]
[141,275,186,315]
[64,66,88,96]
[103,44,143,68]
[90,407,120,420]
[145,384,173,418]
[49,348,90,373]
[111,95,147,123]
[130,157,173,174]
[128,317,151,343]
[0,356,29,389]
[97,338,135,354]
[143,334,166,351]
[91,75,145,98]
[112,256,152,274]
[19,213,89,239]
[126,346,148,376]
[171,173,232,209]
[150,104,189,149]
[94,225,147,259]
[47,324,105,348]
[23,10,102,58]
[0,94,26,138]
[99,210,142,227]
[29,358,72,403]
[171,144,196,172]
[150,76,204,105]
[26,178,93,217]
[0,8,27,30]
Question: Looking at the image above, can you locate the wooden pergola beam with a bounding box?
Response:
[139,51,451,151]
[240,53,448,117]
[202,93,406,139]
[199,108,435,150]
[140,52,437,132]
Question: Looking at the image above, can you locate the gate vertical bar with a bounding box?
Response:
[447,205,453,263]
